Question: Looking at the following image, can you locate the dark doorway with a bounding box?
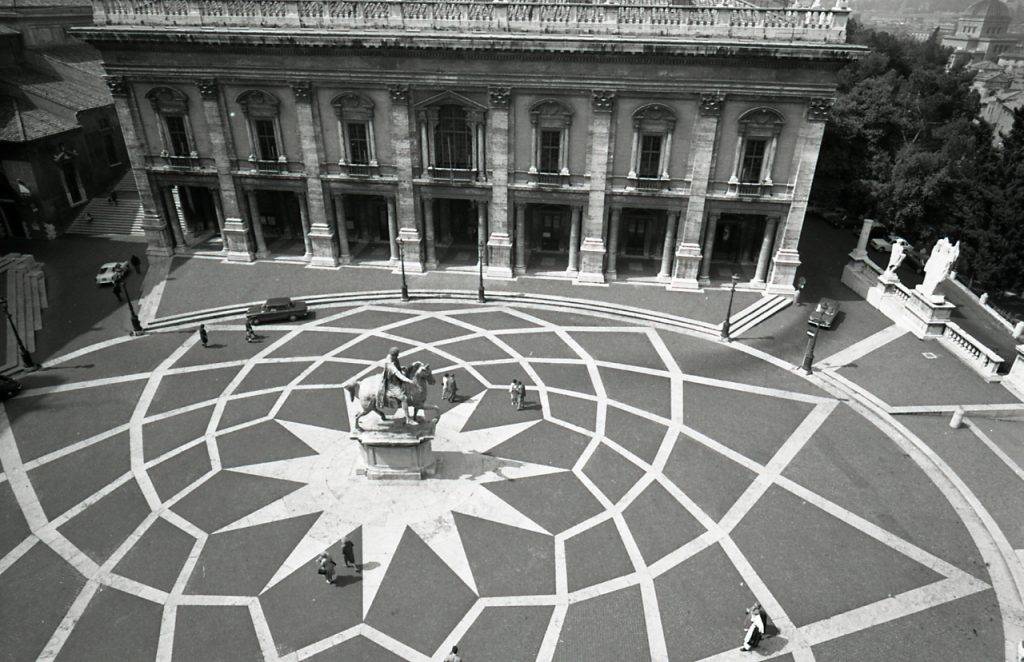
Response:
[527,204,571,272]
[178,186,217,237]
[254,190,304,256]
[434,198,480,266]
[345,194,390,262]
[616,208,665,278]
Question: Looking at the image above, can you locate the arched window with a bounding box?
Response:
[331,93,377,170]
[146,87,194,158]
[729,108,785,193]
[628,104,676,186]
[434,105,473,169]
[237,90,284,163]
[528,99,573,176]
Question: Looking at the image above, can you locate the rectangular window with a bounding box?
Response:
[638,134,662,179]
[740,138,767,183]
[347,122,370,165]
[165,115,190,157]
[254,118,278,161]
[539,129,562,174]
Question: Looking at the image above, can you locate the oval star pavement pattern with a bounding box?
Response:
[0,302,1006,661]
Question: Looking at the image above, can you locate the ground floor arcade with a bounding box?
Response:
[144,174,793,291]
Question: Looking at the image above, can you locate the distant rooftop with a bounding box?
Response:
[0,96,76,142]
[84,0,852,45]
[0,65,110,112]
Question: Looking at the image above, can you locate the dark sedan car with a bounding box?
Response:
[246,297,310,324]
[808,298,840,329]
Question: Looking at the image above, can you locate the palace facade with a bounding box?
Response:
[76,0,859,291]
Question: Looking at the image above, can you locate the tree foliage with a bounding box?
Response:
[812,20,1024,292]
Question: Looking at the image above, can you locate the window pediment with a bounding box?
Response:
[632,103,676,132]
[146,86,189,115]
[738,107,785,135]
[237,90,280,118]
[530,99,573,128]
[332,93,374,121]
[415,89,487,112]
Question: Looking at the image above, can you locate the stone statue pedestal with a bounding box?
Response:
[351,410,438,480]
[903,288,955,339]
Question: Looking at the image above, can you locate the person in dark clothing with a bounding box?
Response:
[198,324,208,347]
[315,552,336,584]
[112,282,123,302]
[130,254,141,274]
[342,538,359,572]
[108,190,118,206]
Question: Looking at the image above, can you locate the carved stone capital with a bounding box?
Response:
[699,92,725,117]
[195,79,219,99]
[807,97,835,122]
[488,86,511,109]
[105,75,129,98]
[591,89,615,113]
[291,81,313,103]
[389,85,410,104]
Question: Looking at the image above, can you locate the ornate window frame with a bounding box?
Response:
[236,90,286,163]
[146,86,197,160]
[528,99,573,181]
[331,93,378,174]
[627,104,676,189]
[414,90,487,181]
[728,107,785,195]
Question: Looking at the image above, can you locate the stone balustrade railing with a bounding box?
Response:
[940,320,1004,379]
[89,0,850,43]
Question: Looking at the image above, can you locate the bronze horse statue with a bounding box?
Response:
[344,361,436,431]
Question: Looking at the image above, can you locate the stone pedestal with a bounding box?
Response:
[351,411,438,480]
[577,237,607,284]
[766,248,800,295]
[903,287,955,338]
[222,216,255,262]
[1005,345,1024,399]
[669,242,703,291]
[308,226,340,267]
[486,232,514,279]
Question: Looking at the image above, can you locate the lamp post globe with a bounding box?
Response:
[721,273,741,341]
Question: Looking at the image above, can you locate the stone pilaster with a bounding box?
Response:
[767,97,832,294]
[292,81,336,266]
[106,75,175,257]
[389,85,423,271]
[196,78,253,261]
[672,92,724,290]
[579,89,615,284]
[486,86,513,278]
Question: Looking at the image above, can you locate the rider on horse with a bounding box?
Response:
[376,347,414,410]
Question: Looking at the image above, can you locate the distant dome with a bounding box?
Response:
[966,0,1011,19]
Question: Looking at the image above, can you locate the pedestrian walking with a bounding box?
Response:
[509,379,519,408]
[342,538,359,571]
[315,552,336,584]
[245,319,258,343]
[108,190,118,206]
[443,646,461,662]
[198,324,208,347]
[442,373,458,403]
[85,212,94,224]
[112,282,123,302]
[516,380,527,410]
[740,603,767,652]
[130,254,141,274]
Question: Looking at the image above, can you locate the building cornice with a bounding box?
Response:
[72,26,866,64]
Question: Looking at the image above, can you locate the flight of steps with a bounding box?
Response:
[0,254,47,373]
[65,170,146,238]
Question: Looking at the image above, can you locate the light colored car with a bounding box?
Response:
[809,298,840,329]
[246,297,310,324]
[95,261,128,285]
[869,237,893,252]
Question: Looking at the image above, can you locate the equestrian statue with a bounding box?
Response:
[345,347,436,431]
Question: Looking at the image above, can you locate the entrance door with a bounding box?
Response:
[535,207,567,252]
[622,216,648,256]
[714,218,743,264]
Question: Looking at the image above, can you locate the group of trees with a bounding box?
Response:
[811,22,1024,293]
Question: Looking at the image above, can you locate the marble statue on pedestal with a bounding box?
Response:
[918,237,960,299]
[345,348,437,431]
[882,238,909,281]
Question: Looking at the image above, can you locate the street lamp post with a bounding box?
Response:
[398,238,410,302]
[801,322,820,374]
[0,297,37,370]
[118,270,144,335]
[477,243,486,304]
[720,273,740,341]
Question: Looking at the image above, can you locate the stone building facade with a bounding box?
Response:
[77,0,859,292]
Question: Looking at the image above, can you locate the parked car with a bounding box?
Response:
[809,298,840,329]
[869,237,893,252]
[246,297,310,324]
[0,374,22,400]
[95,261,128,285]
